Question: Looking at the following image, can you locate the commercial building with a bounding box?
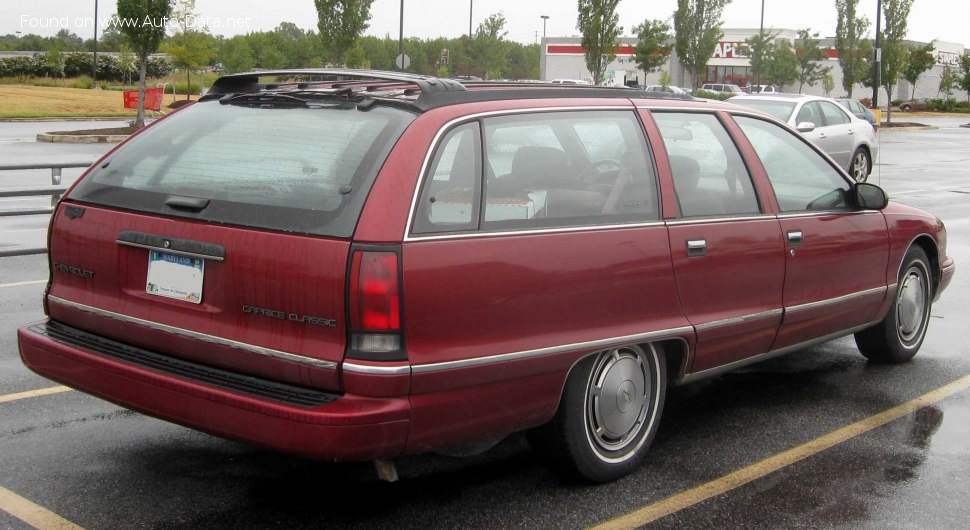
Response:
[540,29,969,101]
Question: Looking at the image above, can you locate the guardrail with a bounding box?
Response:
[0,161,94,257]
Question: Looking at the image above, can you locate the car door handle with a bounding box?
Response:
[848,130,855,135]
[686,239,707,257]
[787,230,803,247]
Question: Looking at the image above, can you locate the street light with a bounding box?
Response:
[755,0,764,90]
[93,0,99,88]
[541,15,549,38]
[872,0,883,109]
[469,0,473,37]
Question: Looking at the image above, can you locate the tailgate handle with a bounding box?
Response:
[165,195,210,211]
[117,230,226,261]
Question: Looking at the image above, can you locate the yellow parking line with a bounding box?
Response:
[592,374,970,530]
[0,386,72,404]
[0,280,46,289]
[0,486,84,530]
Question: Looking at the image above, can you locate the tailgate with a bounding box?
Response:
[47,203,349,391]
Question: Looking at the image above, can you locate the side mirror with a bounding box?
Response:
[853,182,888,210]
[796,122,816,133]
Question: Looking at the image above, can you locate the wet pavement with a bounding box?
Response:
[0,121,968,528]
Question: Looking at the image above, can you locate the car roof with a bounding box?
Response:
[204,68,704,112]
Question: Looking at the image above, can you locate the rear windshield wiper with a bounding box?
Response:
[219,93,310,108]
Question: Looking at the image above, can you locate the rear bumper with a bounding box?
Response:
[17,320,410,461]
[937,256,955,302]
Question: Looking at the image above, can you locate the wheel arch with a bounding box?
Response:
[910,235,941,295]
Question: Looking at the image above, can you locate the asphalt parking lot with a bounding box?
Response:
[1,119,969,528]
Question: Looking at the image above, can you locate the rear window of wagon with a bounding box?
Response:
[69,101,415,237]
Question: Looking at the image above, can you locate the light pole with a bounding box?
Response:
[399,0,404,71]
[93,0,99,88]
[755,0,763,90]
[872,0,883,109]
[469,0,473,37]
[541,15,549,39]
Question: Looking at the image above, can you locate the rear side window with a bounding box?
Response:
[734,115,850,212]
[818,101,849,126]
[653,112,760,218]
[410,110,660,234]
[69,101,415,237]
[796,102,822,126]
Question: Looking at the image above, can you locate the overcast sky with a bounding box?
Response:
[4,1,968,46]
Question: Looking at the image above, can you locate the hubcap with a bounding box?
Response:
[897,267,927,343]
[853,152,869,182]
[586,347,652,454]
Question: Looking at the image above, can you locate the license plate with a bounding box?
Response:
[146,251,204,304]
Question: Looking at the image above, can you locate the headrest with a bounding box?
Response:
[668,155,700,191]
[511,146,569,186]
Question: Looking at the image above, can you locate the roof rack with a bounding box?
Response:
[207,69,466,98]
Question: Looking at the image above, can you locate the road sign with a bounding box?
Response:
[395,53,411,69]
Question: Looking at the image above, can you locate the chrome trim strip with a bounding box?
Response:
[116,239,226,262]
[410,325,695,373]
[47,296,338,370]
[665,214,774,226]
[775,210,881,219]
[695,308,783,332]
[342,362,411,375]
[677,320,879,385]
[405,221,666,242]
[403,105,635,242]
[784,286,887,314]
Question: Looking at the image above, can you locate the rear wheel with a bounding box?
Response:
[528,344,666,482]
[900,104,912,112]
[855,247,933,363]
[851,148,871,182]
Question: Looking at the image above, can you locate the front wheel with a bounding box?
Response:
[528,344,666,482]
[855,247,933,363]
[850,148,871,182]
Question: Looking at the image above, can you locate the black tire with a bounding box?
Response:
[855,247,933,363]
[528,344,666,482]
[900,104,912,112]
[850,148,871,182]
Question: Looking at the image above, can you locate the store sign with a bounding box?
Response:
[937,51,960,66]
[712,41,747,59]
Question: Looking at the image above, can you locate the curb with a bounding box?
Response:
[0,117,133,122]
[36,133,129,143]
[878,125,939,131]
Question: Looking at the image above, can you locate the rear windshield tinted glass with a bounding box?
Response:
[69,101,415,237]
[731,99,796,122]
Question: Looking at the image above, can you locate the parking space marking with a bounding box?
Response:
[0,386,72,404]
[0,280,46,289]
[592,374,970,530]
[0,486,84,530]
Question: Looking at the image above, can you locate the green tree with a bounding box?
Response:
[658,69,672,88]
[881,0,915,123]
[632,19,672,75]
[794,29,831,93]
[938,66,955,100]
[117,45,138,85]
[764,40,798,89]
[741,31,779,88]
[959,54,970,108]
[220,36,254,74]
[577,0,623,85]
[469,13,509,79]
[903,43,936,99]
[117,0,174,128]
[314,0,374,65]
[823,72,835,96]
[674,0,731,89]
[834,0,871,97]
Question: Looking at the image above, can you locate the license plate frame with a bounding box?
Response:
[146,250,205,304]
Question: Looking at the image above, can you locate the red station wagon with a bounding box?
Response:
[18,70,955,482]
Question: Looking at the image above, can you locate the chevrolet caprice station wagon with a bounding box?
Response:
[18,70,955,483]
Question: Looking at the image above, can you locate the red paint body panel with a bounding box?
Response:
[667,219,785,371]
[772,212,890,349]
[18,325,410,460]
[47,203,349,390]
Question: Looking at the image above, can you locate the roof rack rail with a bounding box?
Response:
[207,69,466,98]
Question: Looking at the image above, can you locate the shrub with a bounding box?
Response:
[891,99,904,106]
[693,89,735,101]
[928,98,956,112]
[173,81,201,95]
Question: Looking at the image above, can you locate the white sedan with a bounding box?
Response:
[730,94,878,182]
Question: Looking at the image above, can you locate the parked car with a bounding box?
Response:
[19,70,954,483]
[645,84,689,95]
[731,93,878,182]
[746,84,780,94]
[701,83,744,95]
[835,98,879,129]
[551,78,592,85]
[899,98,931,111]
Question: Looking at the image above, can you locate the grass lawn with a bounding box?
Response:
[0,85,198,119]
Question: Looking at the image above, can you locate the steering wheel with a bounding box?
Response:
[580,159,624,185]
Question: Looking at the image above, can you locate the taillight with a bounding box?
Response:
[347,249,405,361]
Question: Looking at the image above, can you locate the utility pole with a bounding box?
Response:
[872,0,882,108]
[755,0,764,90]
[93,0,99,88]
[541,15,549,38]
[399,0,404,70]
